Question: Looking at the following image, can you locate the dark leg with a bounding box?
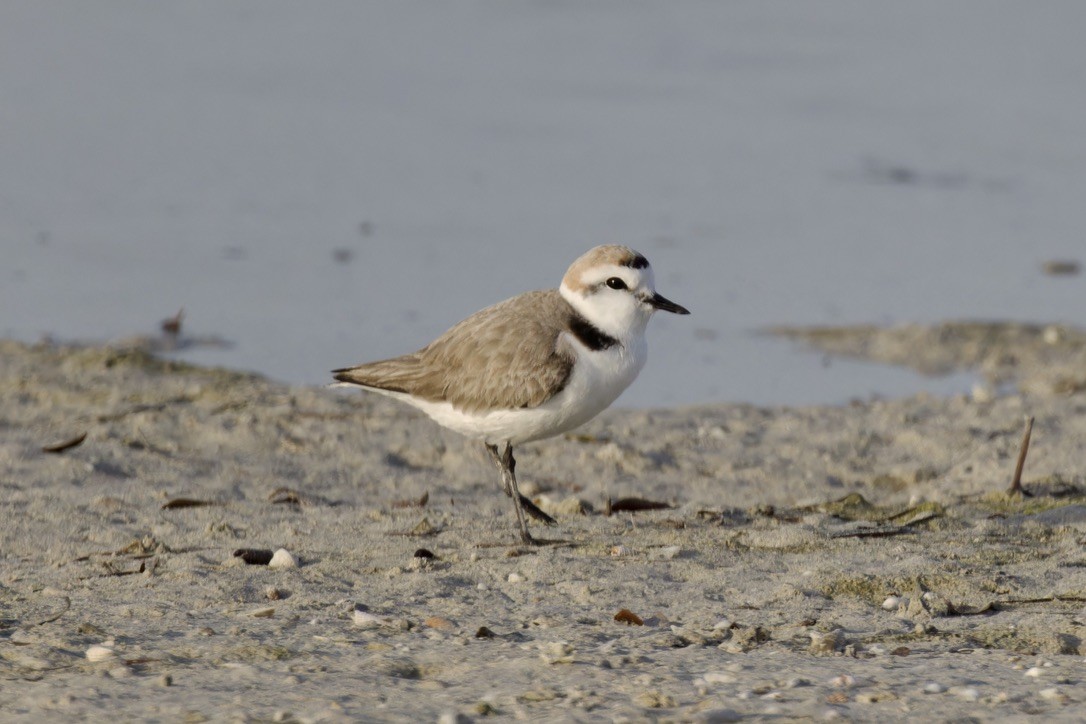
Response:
[485,443,555,544]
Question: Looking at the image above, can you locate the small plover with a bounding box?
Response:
[333,245,689,543]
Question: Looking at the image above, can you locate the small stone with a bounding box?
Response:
[437,712,470,724]
[264,586,282,601]
[424,616,456,632]
[950,686,980,702]
[881,596,902,611]
[703,671,737,685]
[251,607,275,618]
[712,618,733,631]
[1025,667,1043,678]
[352,610,384,629]
[158,674,173,687]
[552,496,589,516]
[86,645,116,663]
[1039,687,1066,702]
[922,682,946,694]
[610,545,631,557]
[267,548,297,570]
[507,572,525,583]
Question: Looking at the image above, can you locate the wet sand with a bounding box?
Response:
[2,334,1086,721]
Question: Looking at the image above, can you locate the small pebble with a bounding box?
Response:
[264,586,282,601]
[703,671,737,685]
[951,686,980,702]
[1039,687,1064,701]
[158,674,173,687]
[424,616,456,632]
[610,545,631,557]
[251,607,275,618]
[712,618,733,631]
[507,572,525,583]
[922,682,945,694]
[268,548,297,570]
[352,610,384,629]
[85,645,116,663]
[1025,667,1043,678]
[881,596,902,611]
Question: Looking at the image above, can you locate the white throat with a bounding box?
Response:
[559,282,651,343]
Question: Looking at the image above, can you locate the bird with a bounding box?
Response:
[332,245,689,544]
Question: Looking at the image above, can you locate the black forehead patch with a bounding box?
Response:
[624,254,649,269]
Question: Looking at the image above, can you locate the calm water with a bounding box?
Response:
[3,2,1084,407]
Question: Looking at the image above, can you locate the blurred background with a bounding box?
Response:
[2,1,1084,407]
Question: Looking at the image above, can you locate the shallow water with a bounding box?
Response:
[2,2,1084,407]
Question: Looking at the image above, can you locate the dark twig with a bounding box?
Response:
[1008,416,1034,495]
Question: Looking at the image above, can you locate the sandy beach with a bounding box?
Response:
[2,331,1085,722]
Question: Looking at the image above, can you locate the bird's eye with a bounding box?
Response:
[605,277,628,290]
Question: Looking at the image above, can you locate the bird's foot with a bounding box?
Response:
[518,494,557,525]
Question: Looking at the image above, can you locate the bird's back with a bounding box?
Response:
[333,289,577,415]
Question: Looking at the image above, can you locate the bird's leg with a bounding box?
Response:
[485,443,557,544]
[485,443,514,497]
[487,443,532,544]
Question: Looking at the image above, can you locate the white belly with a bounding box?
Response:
[404,335,647,445]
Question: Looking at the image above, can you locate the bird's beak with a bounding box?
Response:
[648,292,690,315]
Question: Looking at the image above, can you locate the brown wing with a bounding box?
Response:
[333,289,575,414]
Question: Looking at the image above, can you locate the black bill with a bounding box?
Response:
[648,292,690,315]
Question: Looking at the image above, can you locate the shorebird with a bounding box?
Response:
[332,245,689,543]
